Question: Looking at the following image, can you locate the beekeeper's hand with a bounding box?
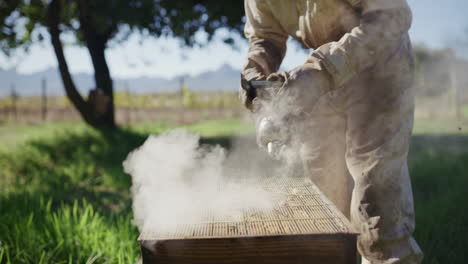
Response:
[257,114,308,159]
[256,117,289,159]
[240,64,266,111]
[257,117,287,148]
[267,56,333,114]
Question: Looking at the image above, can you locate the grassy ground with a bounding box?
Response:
[0,118,467,263]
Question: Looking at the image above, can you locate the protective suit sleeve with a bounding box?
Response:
[313,0,412,87]
[243,0,288,77]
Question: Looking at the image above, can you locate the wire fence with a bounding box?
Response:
[1,75,467,126]
[0,79,244,125]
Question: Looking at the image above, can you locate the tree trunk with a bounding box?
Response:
[47,0,115,128]
[47,0,91,123]
[78,0,116,128]
[83,35,115,127]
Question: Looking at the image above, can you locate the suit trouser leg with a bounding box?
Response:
[344,85,423,264]
[300,78,423,263]
[300,96,353,219]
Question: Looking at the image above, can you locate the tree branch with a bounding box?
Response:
[46,0,89,121]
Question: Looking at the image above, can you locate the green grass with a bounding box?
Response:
[409,135,468,263]
[0,119,248,264]
[413,118,467,135]
[0,122,88,152]
[0,119,467,263]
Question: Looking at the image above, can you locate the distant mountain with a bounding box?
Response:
[0,63,241,97]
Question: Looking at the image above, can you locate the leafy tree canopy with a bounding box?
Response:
[1,0,245,55]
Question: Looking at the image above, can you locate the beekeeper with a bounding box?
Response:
[240,0,423,263]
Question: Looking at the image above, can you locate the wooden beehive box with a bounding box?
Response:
[139,177,358,264]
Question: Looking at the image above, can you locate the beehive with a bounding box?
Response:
[139,177,358,264]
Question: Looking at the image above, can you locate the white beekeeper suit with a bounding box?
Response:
[240,0,423,263]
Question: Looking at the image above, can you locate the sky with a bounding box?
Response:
[0,0,467,79]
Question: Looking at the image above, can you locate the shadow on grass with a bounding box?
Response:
[0,126,234,214]
[0,126,236,263]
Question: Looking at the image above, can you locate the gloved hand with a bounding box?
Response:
[267,55,333,114]
[240,63,266,111]
[256,112,307,160]
[256,116,289,159]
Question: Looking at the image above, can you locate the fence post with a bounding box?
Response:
[11,84,17,121]
[42,77,47,122]
[451,65,462,131]
[0,93,4,121]
[179,77,186,123]
[126,83,131,125]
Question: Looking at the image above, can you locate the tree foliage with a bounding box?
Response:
[1,0,244,52]
[413,45,456,97]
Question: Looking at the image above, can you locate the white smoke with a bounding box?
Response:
[123,129,285,233]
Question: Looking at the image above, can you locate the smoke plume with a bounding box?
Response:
[123,129,287,233]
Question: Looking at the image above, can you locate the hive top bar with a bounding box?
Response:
[139,177,357,242]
